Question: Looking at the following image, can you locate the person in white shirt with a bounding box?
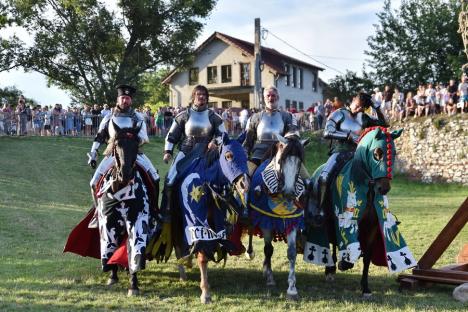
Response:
[100,104,111,118]
[458,76,468,114]
[239,108,249,131]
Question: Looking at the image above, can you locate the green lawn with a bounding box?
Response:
[0,135,467,311]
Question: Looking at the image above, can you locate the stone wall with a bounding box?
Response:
[393,115,468,185]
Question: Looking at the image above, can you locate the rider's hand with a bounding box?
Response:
[87,151,97,169]
[348,132,359,144]
[163,152,172,164]
[207,141,217,150]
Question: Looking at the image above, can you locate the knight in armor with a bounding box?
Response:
[243,85,300,175]
[312,91,388,222]
[161,85,226,213]
[85,84,160,278]
[87,84,160,191]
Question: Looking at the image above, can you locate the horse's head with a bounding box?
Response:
[355,127,403,195]
[273,132,306,199]
[109,120,140,187]
[219,133,250,207]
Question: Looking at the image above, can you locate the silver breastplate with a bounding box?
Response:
[257,111,284,141]
[339,110,364,136]
[108,114,140,139]
[185,109,212,137]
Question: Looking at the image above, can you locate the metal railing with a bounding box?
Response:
[0,112,172,137]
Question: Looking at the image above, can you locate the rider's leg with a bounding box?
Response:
[136,153,160,216]
[310,153,339,223]
[89,156,114,189]
[136,153,160,183]
[161,152,185,218]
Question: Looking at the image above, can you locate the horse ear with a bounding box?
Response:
[391,128,404,139]
[301,138,310,147]
[275,133,288,144]
[222,132,230,145]
[374,127,384,140]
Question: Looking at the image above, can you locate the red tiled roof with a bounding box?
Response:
[162,31,324,84]
[215,32,324,74]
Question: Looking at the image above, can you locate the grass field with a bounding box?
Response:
[0,135,467,311]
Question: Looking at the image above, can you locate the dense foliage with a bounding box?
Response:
[0,0,216,105]
[327,0,466,99]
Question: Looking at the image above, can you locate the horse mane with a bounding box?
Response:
[261,137,304,163]
[356,125,393,179]
[280,137,304,163]
[357,126,388,144]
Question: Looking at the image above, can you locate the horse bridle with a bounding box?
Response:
[112,131,138,184]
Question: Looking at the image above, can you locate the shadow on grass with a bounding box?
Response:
[1,263,463,310]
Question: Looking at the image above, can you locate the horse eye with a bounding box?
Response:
[225,151,234,161]
[373,148,383,161]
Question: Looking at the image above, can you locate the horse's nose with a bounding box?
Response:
[377,183,391,195]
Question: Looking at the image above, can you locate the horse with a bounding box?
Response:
[303,126,416,298]
[148,133,250,304]
[244,132,308,300]
[64,121,159,296]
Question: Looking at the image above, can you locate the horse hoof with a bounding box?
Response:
[106,278,118,286]
[245,250,255,260]
[286,293,299,301]
[325,273,335,282]
[127,288,140,297]
[200,295,212,304]
[338,260,354,271]
[362,292,373,300]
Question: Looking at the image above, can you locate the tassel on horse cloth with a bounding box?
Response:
[146,222,173,263]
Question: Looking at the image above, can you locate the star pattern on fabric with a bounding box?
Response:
[190,184,205,203]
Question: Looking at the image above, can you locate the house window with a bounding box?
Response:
[298,68,303,89]
[285,64,290,86]
[285,99,291,109]
[312,71,318,91]
[299,102,304,110]
[221,65,232,83]
[240,63,250,86]
[292,66,297,88]
[207,66,217,84]
[189,67,199,85]
[222,101,232,108]
[241,100,250,109]
[292,100,297,109]
[208,101,218,108]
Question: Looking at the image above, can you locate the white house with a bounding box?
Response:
[163,32,325,111]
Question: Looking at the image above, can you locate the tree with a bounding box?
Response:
[0,0,216,105]
[365,0,465,91]
[327,70,374,102]
[140,68,170,111]
[0,86,37,107]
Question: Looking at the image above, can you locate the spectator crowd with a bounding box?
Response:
[1,77,466,138]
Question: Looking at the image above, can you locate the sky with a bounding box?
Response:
[0,0,387,107]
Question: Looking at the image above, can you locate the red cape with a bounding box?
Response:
[64,165,158,269]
